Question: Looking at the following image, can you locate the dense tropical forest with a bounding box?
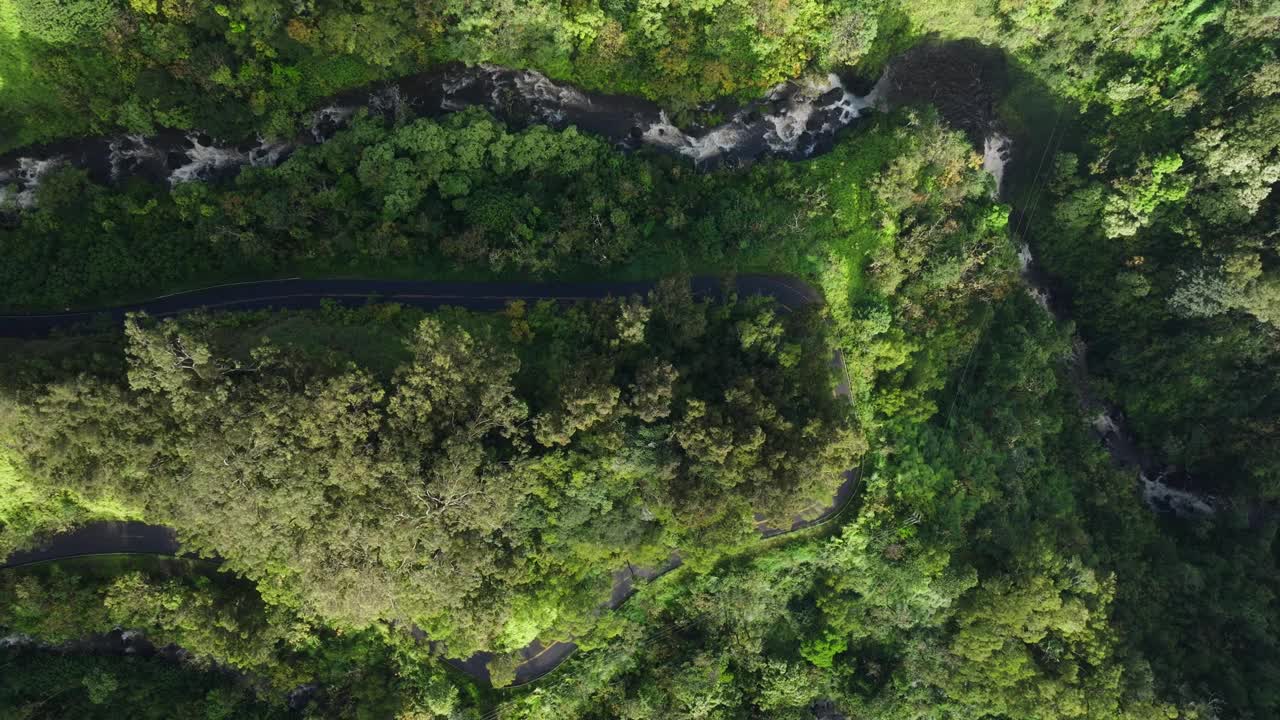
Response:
[1,0,1277,718]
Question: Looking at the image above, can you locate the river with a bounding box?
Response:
[0,62,887,209]
[0,41,1213,697]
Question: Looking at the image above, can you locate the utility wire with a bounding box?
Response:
[944,98,1071,428]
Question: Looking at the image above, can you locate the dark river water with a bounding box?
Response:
[0,62,888,208]
[0,38,1216,700]
[0,42,1210,516]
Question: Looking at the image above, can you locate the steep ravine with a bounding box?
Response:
[1014,241,1216,518]
[0,62,887,209]
[0,41,1216,700]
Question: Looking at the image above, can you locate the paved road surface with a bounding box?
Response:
[0,275,820,337]
[1,521,179,569]
[1,274,855,686]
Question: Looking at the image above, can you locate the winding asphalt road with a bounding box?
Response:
[0,274,856,686]
[0,522,179,569]
[0,275,820,337]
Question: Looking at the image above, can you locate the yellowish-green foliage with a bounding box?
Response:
[4,299,856,657]
[0,1,20,92]
[0,448,140,558]
[0,449,39,522]
[2,0,1277,714]
[0,0,22,34]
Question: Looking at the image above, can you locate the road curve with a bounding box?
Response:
[0,273,851,686]
[1,522,180,569]
[0,275,821,337]
[1,470,860,685]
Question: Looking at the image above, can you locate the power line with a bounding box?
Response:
[944,99,1071,428]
